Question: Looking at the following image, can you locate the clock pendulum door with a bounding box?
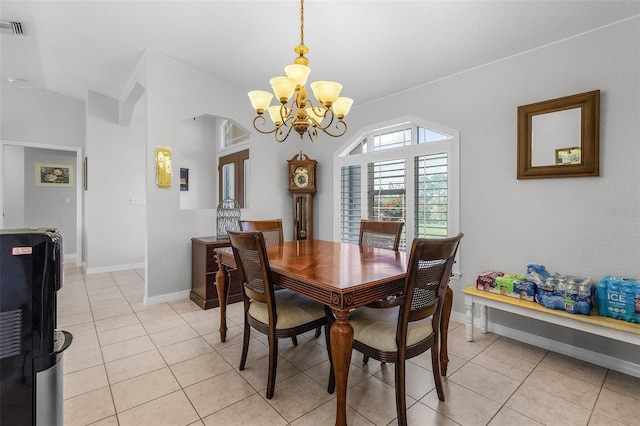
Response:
[287,152,317,241]
[293,193,313,240]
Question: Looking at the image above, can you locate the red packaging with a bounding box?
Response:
[476,271,504,292]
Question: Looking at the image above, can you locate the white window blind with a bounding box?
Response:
[340,165,361,243]
[415,153,448,237]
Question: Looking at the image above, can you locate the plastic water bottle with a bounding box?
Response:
[538,277,557,309]
[575,281,593,314]
[564,279,579,313]
[597,277,609,317]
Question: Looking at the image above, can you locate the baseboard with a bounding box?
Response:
[84,262,145,275]
[144,290,191,306]
[450,312,640,378]
[63,253,78,267]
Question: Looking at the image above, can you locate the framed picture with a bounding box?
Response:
[35,163,74,187]
[555,146,581,165]
[155,146,172,189]
[180,168,189,191]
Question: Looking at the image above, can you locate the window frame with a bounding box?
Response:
[334,116,461,276]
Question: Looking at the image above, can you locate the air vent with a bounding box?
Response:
[0,21,24,35]
[0,309,23,359]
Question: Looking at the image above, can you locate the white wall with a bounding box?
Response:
[84,90,146,271]
[1,88,85,145]
[142,51,253,299]
[3,145,24,228]
[332,18,640,364]
[178,115,217,210]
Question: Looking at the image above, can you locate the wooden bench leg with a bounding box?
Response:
[480,304,488,334]
[464,293,474,342]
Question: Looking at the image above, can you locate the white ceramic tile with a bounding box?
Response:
[593,387,640,425]
[183,370,256,418]
[63,386,115,426]
[263,372,335,423]
[524,364,601,409]
[101,335,156,363]
[64,364,109,399]
[169,351,233,388]
[291,399,374,426]
[105,349,167,384]
[158,336,214,365]
[202,393,288,426]
[110,367,181,413]
[448,362,520,404]
[421,379,502,426]
[117,390,199,426]
[505,383,591,425]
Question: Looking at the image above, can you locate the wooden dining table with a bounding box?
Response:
[214,239,453,426]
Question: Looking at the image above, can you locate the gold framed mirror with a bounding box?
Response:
[517,90,600,179]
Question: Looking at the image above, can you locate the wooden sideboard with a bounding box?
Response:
[190,237,242,309]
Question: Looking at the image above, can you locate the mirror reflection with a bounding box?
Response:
[531,108,581,166]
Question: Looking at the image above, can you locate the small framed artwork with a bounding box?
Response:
[155,146,172,189]
[36,163,74,187]
[555,146,581,165]
[180,168,189,191]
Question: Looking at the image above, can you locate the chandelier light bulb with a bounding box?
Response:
[267,105,285,125]
[332,97,354,119]
[248,90,273,114]
[310,81,342,106]
[270,76,297,103]
[285,64,311,87]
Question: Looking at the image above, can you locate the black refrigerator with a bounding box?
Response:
[0,228,72,425]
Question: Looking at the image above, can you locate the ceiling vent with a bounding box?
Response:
[0,21,24,35]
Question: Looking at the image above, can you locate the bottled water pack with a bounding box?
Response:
[596,276,640,323]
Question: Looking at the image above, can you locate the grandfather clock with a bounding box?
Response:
[287,152,317,240]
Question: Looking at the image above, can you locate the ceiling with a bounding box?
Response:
[2,1,639,107]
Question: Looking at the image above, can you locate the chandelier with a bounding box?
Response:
[248,0,353,143]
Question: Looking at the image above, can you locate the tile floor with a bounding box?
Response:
[58,264,640,426]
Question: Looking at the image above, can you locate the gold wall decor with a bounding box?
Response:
[155,146,172,188]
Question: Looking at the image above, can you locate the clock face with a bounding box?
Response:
[294,168,309,187]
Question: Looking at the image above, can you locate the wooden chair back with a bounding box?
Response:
[239,219,283,245]
[227,230,274,308]
[358,219,404,251]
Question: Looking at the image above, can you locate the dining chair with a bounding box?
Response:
[238,219,321,342]
[329,233,463,426]
[239,219,284,245]
[227,230,335,399]
[358,219,404,251]
[359,219,406,364]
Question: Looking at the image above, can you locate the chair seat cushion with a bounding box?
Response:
[249,289,325,329]
[350,306,433,352]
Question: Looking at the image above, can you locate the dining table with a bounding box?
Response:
[214,239,453,426]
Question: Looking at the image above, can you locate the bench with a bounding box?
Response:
[462,285,640,346]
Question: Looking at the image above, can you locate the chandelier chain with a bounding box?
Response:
[299,0,305,46]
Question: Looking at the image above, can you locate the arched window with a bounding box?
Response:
[334,117,460,273]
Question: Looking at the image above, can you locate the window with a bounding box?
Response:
[221,119,250,148]
[219,149,249,208]
[335,118,460,272]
